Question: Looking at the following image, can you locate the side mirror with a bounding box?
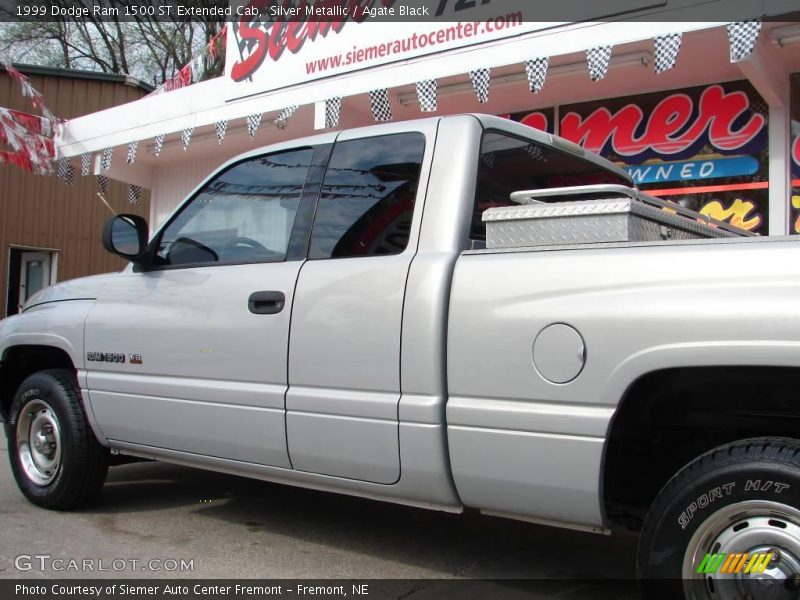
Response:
[102,214,149,265]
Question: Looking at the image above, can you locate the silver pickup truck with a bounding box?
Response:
[2,115,800,597]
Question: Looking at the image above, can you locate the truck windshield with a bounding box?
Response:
[470,131,630,241]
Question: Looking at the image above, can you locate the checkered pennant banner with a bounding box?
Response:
[325,97,342,128]
[57,157,75,186]
[215,119,228,145]
[524,57,549,93]
[727,20,761,62]
[275,105,298,130]
[416,79,437,112]
[101,147,113,170]
[368,89,392,122]
[153,134,165,158]
[469,68,491,103]
[128,185,142,205]
[246,113,262,139]
[587,46,612,81]
[180,127,194,151]
[81,153,91,176]
[750,98,768,117]
[127,140,139,164]
[96,174,110,194]
[654,33,682,74]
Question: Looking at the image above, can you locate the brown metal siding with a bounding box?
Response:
[1,71,150,315]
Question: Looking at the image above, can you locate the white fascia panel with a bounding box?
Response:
[57,21,725,159]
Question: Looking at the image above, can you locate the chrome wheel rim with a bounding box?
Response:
[683,500,800,599]
[16,399,62,486]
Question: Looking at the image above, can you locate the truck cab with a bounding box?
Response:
[4,115,800,596]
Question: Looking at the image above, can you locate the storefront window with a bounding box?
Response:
[789,73,800,234]
[512,81,770,235]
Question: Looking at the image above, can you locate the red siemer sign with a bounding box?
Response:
[230,0,357,82]
[225,1,562,98]
[519,85,765,159]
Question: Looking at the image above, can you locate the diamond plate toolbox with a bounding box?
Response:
[483,198,737,249]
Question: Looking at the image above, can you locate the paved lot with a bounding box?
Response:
[0,434,638,598]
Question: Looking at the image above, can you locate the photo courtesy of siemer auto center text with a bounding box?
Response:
[1,0,800,598]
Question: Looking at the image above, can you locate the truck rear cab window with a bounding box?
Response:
[153,148,313,267]
[308,133,426,259]
[471,132,630,241]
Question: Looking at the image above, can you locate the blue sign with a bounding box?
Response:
[625,156,759,185]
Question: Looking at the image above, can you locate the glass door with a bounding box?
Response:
[6,249,56,315]
[20,251,52,308]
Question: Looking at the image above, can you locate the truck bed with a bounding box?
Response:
[468,229,796,255]
[445,234,800,527]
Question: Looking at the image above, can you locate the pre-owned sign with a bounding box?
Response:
[626,157,759,185]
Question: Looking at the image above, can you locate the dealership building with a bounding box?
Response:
[56,1,800,237]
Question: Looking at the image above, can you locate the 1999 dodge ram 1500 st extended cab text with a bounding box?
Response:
[2,115,800,598]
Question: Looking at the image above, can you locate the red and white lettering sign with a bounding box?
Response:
[519,112,549,132]
[559,85,765,159]
[226,1,546,98]
[229,4,351,83]
[225,0,658,99]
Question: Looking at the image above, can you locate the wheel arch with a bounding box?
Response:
[602,362,800,532]
[0,345,77,422]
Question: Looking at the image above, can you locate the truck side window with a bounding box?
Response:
[471,132,630,241]
[154,148,313,267]
[308,133,425,259]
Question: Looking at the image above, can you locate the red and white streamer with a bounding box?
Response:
[2,61,58,122]
[1,61,59,174]
[0,106,55,174]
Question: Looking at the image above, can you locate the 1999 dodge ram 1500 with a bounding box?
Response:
[2,115,800,598]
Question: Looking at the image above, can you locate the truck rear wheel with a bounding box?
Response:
[6,369,109,510]
[638,438,800,599]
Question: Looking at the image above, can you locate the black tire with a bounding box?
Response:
[638,438,800,599]
[5,369,109,510]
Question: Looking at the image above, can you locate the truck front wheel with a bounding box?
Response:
[638,438,800,599]
[6,369,108,510]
